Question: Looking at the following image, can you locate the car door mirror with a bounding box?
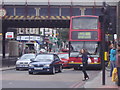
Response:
[30,58,35,62]
[55,59,59,61]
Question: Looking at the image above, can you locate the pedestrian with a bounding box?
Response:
[24,47,29,54]
[110,44,116,77]
[80,49,89,81]
[116,43,120,86]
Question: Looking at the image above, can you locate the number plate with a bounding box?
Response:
[34,67,43,70]
[20,65,27,67]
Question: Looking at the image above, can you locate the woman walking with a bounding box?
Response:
[80,49,89,81]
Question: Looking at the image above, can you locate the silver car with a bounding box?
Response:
[16,53,36,70]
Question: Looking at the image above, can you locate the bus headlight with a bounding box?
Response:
[94,58,98,60]
[94,58,98,63]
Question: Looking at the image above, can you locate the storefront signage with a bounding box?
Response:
[17,36,43,41]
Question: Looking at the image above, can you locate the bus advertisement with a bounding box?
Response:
[68,15,102,70]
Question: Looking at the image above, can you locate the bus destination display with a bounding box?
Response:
[71,31,98,40]
[78,32,91,39]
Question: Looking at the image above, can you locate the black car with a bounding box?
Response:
[28,54,63,74]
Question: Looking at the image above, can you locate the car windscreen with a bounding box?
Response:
[58,54,69,59]
[72,17,98,29]
[34,55,54,62]
[20,54,35,60]
[70,41,99,55]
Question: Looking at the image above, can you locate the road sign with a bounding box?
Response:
[5,32,14,39]
[0,8,6,17]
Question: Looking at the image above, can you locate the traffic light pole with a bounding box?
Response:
[101,17,106,85]
[100,2,111,85]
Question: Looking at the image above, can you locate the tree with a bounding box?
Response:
[57,28,69,41]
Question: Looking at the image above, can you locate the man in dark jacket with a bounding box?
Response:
[24,47,29,54]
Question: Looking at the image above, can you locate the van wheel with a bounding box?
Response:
[16,68,19,71]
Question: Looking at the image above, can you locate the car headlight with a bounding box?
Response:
[44,64,50,67]
[29,64,34,67]
[16,62,20,64]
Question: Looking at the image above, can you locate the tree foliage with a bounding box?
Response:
[58,28,69,41]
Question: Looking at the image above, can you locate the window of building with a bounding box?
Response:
[61,8,70,16]
[93,8,102,16]
[85,8,93,15]
[72,8,81,16]
[16,7,25,16]
[27,8,36,16]
[39,8,48,16]
[5,7,14,16]
[50,8,59,16]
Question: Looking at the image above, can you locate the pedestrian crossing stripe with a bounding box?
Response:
[3,16,71,20]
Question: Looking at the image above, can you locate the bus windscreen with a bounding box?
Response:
[70,41,99,55]
[72,17,98,29]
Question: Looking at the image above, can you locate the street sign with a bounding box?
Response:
[5,32,14,39]
[0,8,6,17]
[17,36,42,41]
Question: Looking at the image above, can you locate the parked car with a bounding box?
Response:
[61,48,69,52]
[28,54,63,75]
[58,53,71,68]
[16,53,36,70]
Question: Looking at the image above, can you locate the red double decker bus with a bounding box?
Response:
[68,15,102,70]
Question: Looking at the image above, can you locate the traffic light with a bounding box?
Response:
[101,2,110,15]
[100,2,112,33]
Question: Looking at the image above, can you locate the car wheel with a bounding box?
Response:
[29,71,33,75]
[16,68,19,71]
[58,65,63,72]
[74,66,81,70]
[51,67,55,74]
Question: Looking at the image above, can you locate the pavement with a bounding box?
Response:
[1,56,17,71]
[83,70,120,88]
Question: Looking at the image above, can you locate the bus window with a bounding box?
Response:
[72,17,98,30]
